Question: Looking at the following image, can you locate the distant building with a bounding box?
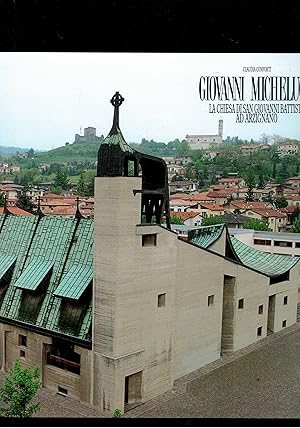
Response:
[74,127,102,144]
[186,119,223,150]
[239,143,270,155]
[284,176,300,188]
[218,177,245,188]
[169,180,197,194]
[277,141,300,156]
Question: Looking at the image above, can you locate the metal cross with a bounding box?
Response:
[110,91,124,107]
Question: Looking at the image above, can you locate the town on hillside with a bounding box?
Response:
[0,123,299,236]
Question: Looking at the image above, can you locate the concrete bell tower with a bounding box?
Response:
[92,92,175,415]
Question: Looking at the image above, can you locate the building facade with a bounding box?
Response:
[186,119,223,150]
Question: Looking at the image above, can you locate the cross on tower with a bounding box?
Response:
[110,92,124,107]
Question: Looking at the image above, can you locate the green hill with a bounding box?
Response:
[34,140,103,163]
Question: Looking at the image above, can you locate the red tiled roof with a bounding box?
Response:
[206,191,229,198]
[199,203,224,211]
[170,199,198,207]
[41,206,77,215]
[40,201,71,207]
[170,211,200,220]
[250,208,287,218]
[231,201,269,209]
[0,207,32,216]
[169,193,190,200]
[42,193,65,199]
[210,185,226,190]
[286,195,300,201]
[181,192,213,201]
[279,206,299,214]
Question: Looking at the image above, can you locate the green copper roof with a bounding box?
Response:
[230,236,300,277]
[54,265,93,300]
[0,215,93,342]
[102,126,134,153]
[188,223,299,278]
[188,224,225,248]
[0,254,16,278]
[14,259,53,291]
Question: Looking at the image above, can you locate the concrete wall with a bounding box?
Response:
[0,323,92,405]
[174,240,224,378]
[93,177,177,415]
[93,176,300,415]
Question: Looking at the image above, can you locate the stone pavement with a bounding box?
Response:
[0,322,299,418]
[125,323,300,418]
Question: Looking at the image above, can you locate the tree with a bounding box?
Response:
[266,191,274,205]
[291,206,300,224]
[245,171,256,202]
[291,215,300,233]
[175,140,191,157]
[273,197,288,209]
[243,218,270,231]
[0,191,5,207]
[50,185,63,195]
[170,215,185,225]
[201,216,223,226]
[0,359,41,417]
[27,148,35,158]
[258,172,266,189]
[77,171,86,196]
[15,187,36,213]
[112,409,122,418]
[54,170,70,190]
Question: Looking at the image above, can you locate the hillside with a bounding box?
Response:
[34,140,103,163]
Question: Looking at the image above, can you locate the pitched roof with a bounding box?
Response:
[210,184,225,190]
[189,224,225,248]
[249,208,287,218]
[231,201,269,210]
[170,211,201,221]
[206,191,229,198]
[54,265,93,300]
[231,236,299,277]
[199,203,224,210]
[41,206,78,216]
[188,223,300,277]
[102,125,134,153]
[14,259,53,291]
[0,207,32,216]
[285,195,300,201]
[218,212,250,224]
[170,199,198,207]
[169,192,190,200]
[0,214,93,343]
[181,192,213,201]
[279,206,299,214]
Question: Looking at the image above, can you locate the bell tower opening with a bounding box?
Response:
[97,91,171,228]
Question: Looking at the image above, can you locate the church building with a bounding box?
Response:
[0,95,298,415]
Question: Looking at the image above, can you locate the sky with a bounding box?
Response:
[0,52,299,150]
